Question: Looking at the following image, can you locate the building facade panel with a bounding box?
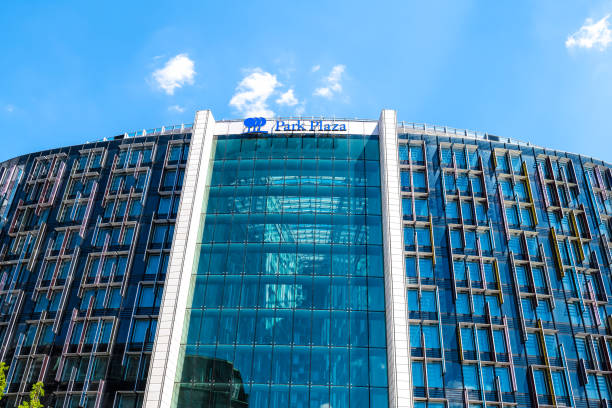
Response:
[0,129,193,407]
[0,110,610,408]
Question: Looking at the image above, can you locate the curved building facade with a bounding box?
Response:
[0,110,610,408]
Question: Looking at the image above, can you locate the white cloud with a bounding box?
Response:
[168,105,185,113]
[314,64,346,98]
[566,14,612,50]
[311,64,320,72]
[276,89,299,106]
[229,68,281,117]
[152,54,196,95]
[5,105,14,113]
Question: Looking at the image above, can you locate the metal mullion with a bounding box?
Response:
[121,223,140,296]
[79,318,105,407]
[429,216,436,266]
[448,226,457,301]
[53,246,80,333]
[493,259,504,305]
[595,167,608,201]
[32,239,53,300]
[55,308,78,382]
[537,319,557,405]
[472,322,486,405]
[435,287,445,373]
[539,243,554,302]
[27,222,47,273]
[80,181,98,238]
[422,330,429,399]
[423,143,431,195]
[509,254,528,342]
[77,297,95,354]
[524,235,539,308]
[585,280,601,327]
[476,237,486,290]
[559,344,576,407]
[498,185,509,243]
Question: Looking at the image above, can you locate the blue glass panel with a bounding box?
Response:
[427,362,443,388]
[412,361,424,387]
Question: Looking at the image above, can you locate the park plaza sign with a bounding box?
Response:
[243,117,347,133]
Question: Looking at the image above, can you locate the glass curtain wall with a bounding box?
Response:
[174,133,389,408]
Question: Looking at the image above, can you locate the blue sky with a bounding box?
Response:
[1,1,611,162]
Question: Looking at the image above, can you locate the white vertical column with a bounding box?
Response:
[378,109,413,408]
[144,110,216,408]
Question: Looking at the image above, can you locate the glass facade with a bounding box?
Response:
[0,112,611,408]
[0,128,191,407]
[174,133,389,407]
[400,130,612,408]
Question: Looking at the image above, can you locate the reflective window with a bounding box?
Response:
[175,135,387,406]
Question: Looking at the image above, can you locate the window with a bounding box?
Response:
[500,180,513,199]
[506,206,519,228]
[157,197,172,217]
[463,364,480,390]
[455,260,466,281]
[168,145,184,163]
[410,324,422,349]
[515,181,528,201]
[467,262,481,286]
[162,171,176,189]
[414,199,428,219]
[402,198,413,219]
[450,229,462,251]
[412,361,424,387]
[400,171,411,189]
[130,319,150,344]
[145,255,160,276]
[464,230,476,251]
[427,362,443,388]
[413,171,427,192]
[509,235,524,257]
[493,330,507,354]
[470,176,483,196]
[410,145,424,165]
[461,202,474,224]
[129,201,142,217]
[446,201,459,222]
[416,227,431,250]
[403,227,415,249]
[136,286,153,309]
[521,207,534,228]
[444,173,456,193]
[468,149,479,169]
[526,332,542,357]
[533,369,550,396]
[475,202,487,223]
[423,325,440,350]
[441,148,452,167]
[486,296,501,317]
[457,174,469,194]
[532,267,546,292]
[482,365,495,391]
[497,154,509,172]
[399,145,409,163]
[552,371,567,398]
[457,294,470,315]
[152,224,174,245]
[454,148,467,169]
[511,155,522,173]
[419,258,434,278]
[479,232,492,253]
[421,290,436,313]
